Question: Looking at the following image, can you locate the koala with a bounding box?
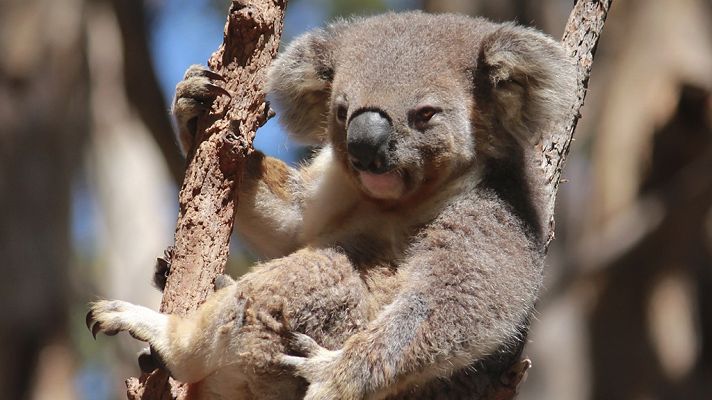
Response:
[87,11,575,400]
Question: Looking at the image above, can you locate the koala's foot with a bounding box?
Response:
[88,287,250,383]
[87,299,206,382]
[86,300,168,342]
[172,64,230,153]
[87,309,170,374]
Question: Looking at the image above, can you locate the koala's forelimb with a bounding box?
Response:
[281,189,542,399]
[233,151,306,258]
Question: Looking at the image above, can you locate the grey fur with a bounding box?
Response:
[88,11,575,399]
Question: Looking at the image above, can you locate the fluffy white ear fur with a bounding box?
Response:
[480,24,576,145]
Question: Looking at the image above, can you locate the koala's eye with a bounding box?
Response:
[411,106,441,130]
[336,105,348,123]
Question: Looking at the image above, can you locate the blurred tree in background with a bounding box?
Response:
[0,0,710,399]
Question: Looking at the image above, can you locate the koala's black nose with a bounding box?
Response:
[347,111,392,174]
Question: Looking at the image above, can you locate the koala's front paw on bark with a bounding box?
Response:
[172,64,231,153]
[280,332,359,400]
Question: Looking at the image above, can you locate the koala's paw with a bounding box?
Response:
[86,300,167,344]
[172,65,230,153]
[280,333,358,400]
[86,300,130,338]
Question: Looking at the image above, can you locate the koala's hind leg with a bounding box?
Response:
[88,248,375,398]
[87,285,246,384]
[138,272,237,373]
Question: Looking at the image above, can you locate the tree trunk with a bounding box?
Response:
[125,0,287,398]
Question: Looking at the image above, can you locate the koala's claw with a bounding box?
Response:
[86,300,167,345]
[86,310,103,339]
[207,83,231,98]
[174,79,231,107]
[279,334,350,399]
[175,65,230,102]
[86,301,125,339]
[137,348,159,373]
[153,246,174,292]
[280,332,322,368]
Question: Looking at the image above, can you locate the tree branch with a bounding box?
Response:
[483,0,613,397]
[542,0,613,248]
[125,1,287,398]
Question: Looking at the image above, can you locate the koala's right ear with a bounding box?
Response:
[266,28,339,145]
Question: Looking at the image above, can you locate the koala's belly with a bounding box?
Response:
[240,247,402,350]
[213,247,403,399]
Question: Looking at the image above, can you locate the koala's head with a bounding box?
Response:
[267,12,575,202]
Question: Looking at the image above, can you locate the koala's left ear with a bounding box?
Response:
[476,24,576,145]
[266,25,342,145]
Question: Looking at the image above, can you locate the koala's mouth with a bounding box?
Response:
[358,170,406,200]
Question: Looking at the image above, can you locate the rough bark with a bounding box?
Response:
[126,0,609,398]
[542,0,613,247]
[125,1,287,398]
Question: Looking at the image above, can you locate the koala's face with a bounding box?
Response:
[326,27,478,202]
[267,12,576,203]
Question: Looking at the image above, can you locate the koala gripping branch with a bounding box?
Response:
[125,0,609,399]
[125,1,287,399]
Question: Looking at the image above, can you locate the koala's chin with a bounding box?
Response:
[357,170,405,200]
